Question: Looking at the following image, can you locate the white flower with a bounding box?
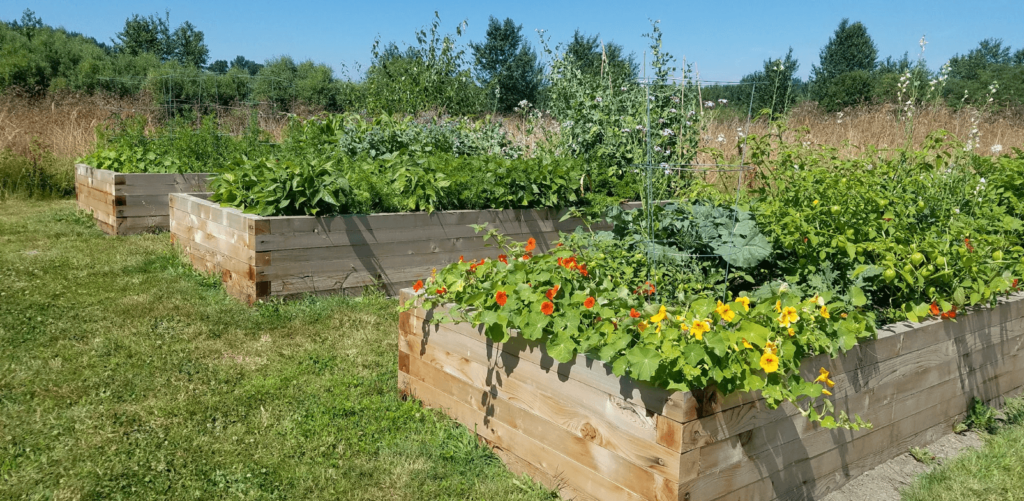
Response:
[779,282,790,293]
[661,129,674,136]
[595,97,603,103]
[704,101,715,108]
[955,208,961,214]
[991,144,1003,153]
[718,99,728,105]
[716,134,726,143]
[980,178,987,183]
[669,108,677,113]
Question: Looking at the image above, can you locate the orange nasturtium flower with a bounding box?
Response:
[524,238,537,252]
[413,280,424,292]
[819,305,830,319]
[759,351,779,373]
[778,306,800,327]
[498,254,508,265]
[736,296,751,312]
[495,291,508,307]
[690,319,711,340]
[716,301,736,323]
[629,308,641,318]
[436,287,447,295]
[541,301,555,315]
[546,284,561,300]
[930,302,941,316]
[583,296,596,309]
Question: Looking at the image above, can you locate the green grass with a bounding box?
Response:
[0,150,75,201]
[0,199,558,500]
[901,399,1024,501]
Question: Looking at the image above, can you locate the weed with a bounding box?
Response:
[1002,395,1024,426]
[909,446,938,465]
[955,397,999,434]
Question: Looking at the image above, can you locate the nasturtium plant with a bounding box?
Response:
[404,138,1024,430]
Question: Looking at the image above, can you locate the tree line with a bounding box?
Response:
[2,9,1022,116]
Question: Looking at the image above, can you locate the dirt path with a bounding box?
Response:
[822,430,984,501]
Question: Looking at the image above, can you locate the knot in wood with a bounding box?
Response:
[580,423,599,441]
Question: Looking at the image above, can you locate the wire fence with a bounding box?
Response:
[635,76,762,303]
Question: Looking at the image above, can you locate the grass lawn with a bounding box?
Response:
[901,411,1024,501]
[0,199,558,500]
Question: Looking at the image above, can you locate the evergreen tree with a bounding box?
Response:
[469,17,543,112]
[563,29,637,82]
[810,18,877,111]
[208,60,229,74]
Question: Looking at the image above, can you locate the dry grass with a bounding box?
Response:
[704,102,1024,163]
[2,92,1021,164]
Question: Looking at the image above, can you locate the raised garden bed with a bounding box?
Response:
[398,289,1024,501]
[169,192,634,303]
[75,164,211,235]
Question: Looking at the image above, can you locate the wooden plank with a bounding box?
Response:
[404,351,681,496]
[169,193,256,234]
[400,372,651,501]
[407,307,701,427]
[170,209,256,265]
[399,326,682,472]
[116,216,169,234]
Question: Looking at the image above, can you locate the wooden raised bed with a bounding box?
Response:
[75,164,211,235]
[169,192,634,303]
[398,289,1024,501]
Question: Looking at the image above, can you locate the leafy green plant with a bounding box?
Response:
[910,446,938,465]
[955,397,998,434]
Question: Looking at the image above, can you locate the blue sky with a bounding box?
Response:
[4,0,1022,81]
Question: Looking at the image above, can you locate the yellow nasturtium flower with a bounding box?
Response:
[650,305,667,323]
[778,306,800,327]
[690,319,711,340]
[821,388,832,396]
[787,328,795,337]
[638,321,649,332]
[819,305,831,319]
[774,300,782,313]
[736,296,751,312]
[742,338,753,349]
[760,351,779,373]
[765,341,778,354]
[716,301,736,323]
[815,367,836,388]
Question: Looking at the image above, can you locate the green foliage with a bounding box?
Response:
[811,18,878,111]
[1003,395,1024,426]
[363,13,484,115]
[112,12,171,58]
[909,446,938,465]
[469,17,543,113]
[80,113,273,174]
[561,29,638,83]
[169,21,208,68]
[0,145,75,200]
[209,151,602,216]
[409,136,1024,429]
[955,397,999,434]
[281,113,518,160]
[541,20,704,178]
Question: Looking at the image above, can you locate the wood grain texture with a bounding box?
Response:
[399,289,1024,501]
[75,165,211,235]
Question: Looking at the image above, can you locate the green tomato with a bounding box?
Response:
[878,199,889,208]
[903,264,915,275]
[910,252,925,266]
[917,201,926,209]
[928,287,937,297]
[846,229,855,238]
[922,265,935,277]
[830,206,841,215]
[935,256,947,267]
[993,250,1004,261]
[883,269,897,282]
